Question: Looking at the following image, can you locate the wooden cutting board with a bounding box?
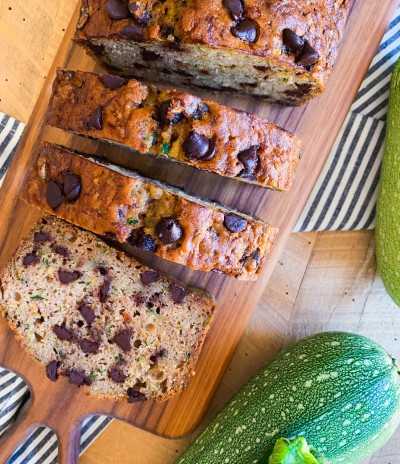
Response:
[0,1,397,462]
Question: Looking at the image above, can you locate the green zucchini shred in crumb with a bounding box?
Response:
[162,142,170,154]
[98,368,105,374]
[18,275,24,281]
[135,356,143,362]
[30,295,45,300]
[127,218,139,225]
[89,372,96,380]
[115,353,121,361]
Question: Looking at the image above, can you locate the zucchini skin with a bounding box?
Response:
[176,332,400,464]
[376,58,400,306]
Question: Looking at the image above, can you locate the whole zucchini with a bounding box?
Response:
[376,57,400,306]
[176,332,400,464]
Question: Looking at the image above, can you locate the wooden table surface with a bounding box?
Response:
[1,1,400,463]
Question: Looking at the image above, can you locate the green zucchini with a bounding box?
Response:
[377,57,400,306]
[176,332,400,464]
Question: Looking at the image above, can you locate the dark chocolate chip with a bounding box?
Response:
[150,348,167,363]
[77,320,84,328]
[46,361,59,382]
[89,106,103,130]
[63,173,82,202]
[54,246,69,257]
[296,41,320,68]
[140,271,161,285]
[109,365,126,383]
[119,23,144,41]
[23,252,39,266]
[99,279,112,302]
[105,0,130,19]
[282,29,304,52]
[68,370,85,386]
[113,329,132,352]
[127,388,147,403]
[101,73,128,89]
[156,218,183,245]
[141,50,160,61]
[157,100,183,125]
[80,339,100,353]
[34,231,51,243]
[169,283,186,304]
[237,145,258,172]
[183,131,216,161]
[222,0,243,21]
[224,214,248,233]
[78,303,95,325]
[238,171,257,181]
[58,270,82,284]
[53,325,74,341]
[193,102,210,120]
[133,233,156,252]
[128,2,139,12]
[231,18,259,43]
[46,181,64,210]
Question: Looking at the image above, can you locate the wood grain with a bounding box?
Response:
[0,0,398,462]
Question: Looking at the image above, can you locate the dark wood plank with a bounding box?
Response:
[0,0,397,459]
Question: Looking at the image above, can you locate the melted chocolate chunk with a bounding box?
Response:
[78,303,95,325]
[23,252,39,266]
[296,41,320,68]
[109,364,127,383]
[46,361,59,382]
[105,0,130,20]
[224,214,248,233]
[80,339,100,354]
[183,132,216,161]
[53,325,74,341]
[156,218,183,245]
[282,29,304,52]
[54,246,69,257]
[237,146,258,172]
[113,329,133,352]
[133,233,156,252]
[157,100,183,125]
[89,106,103,130]
[68,370,85,386]
[140,271,161,285]
[99,280,112,303]
[119,23,144,41]
[169,283,187,304]
[63,173,82,202]
[101,74,128,89]
[34,231,51,243]
[58,270,82,284]
[231,18,259,43]
[127,388,147,403]
[46,181,64,210]
[222,0,243,21]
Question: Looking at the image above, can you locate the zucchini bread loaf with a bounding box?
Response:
[0,216,215,402]
[21,143,277,280]
[74,0,350,104]
[48,69,301,190]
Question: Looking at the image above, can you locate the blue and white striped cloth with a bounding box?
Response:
[1,6,400,462]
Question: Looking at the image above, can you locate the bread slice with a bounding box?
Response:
[0,216,215,402]
[47,69,301,191]
[21,143,277,281]
[74,0,350,105]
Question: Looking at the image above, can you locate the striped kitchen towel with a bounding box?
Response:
[1,5,400,463]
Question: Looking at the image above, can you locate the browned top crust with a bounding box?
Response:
[48,69,302,190]
[21,143,278,280]
[75,0,350,89]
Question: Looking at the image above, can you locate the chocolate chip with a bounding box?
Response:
[140,271,161,285]
[99,279,112,302]
[46,181,64,210]
[128,2,139,12]
[77,320,84,328]
[46,361,59,382]
[89,106,103,130]
[169,283,186,304]
[238,171,257,181]
[231,18,259,43]
[109,365,126,383]
[105,0,130,19]
[238,146,258,172]
[68,370,85,386]
[119,23,144,41]
[222,0,243,21]
[193,102,210,120]
[53,325,74,341]
[150,348,167,363]
[141,50,160,61]
[80,339,100,353]
[133,233,156,252]
[113,329,132,352]
[34,231,51,243]
[23,252,39,266]
[183,132,216,161]
[58,270,82,284]
[63,173,82,202]
[54,246,69,257]
[296,41,320,68]
[224,214,248,233]
[127,388,147,403]
[156,218,183,245]
[282,29,304,52]
[157,100,183,125]
[78,303,95,325]
[101,74,128,89]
